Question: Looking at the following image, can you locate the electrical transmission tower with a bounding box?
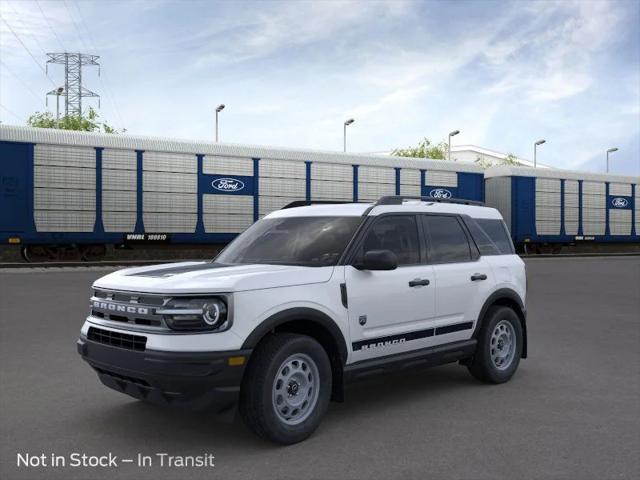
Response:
[46,53,100,117]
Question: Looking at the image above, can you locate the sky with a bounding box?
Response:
[0,0,639,175]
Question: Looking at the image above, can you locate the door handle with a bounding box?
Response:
[409,278,430,287]
[471,273,487,281]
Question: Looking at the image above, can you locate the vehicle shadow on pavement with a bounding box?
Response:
[80,362,485,449]
[328,364,481,417]
[85,400,269,449]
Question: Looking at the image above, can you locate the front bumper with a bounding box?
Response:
[77,336,251,414]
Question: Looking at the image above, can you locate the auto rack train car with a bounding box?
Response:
[485,165,639,253]
[0,125,484,261]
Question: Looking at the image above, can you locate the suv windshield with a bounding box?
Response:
[215,216,362,267]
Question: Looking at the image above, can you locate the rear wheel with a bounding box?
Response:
[468,306,522,383]
[239,333,331,445]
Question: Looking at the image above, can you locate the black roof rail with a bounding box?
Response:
[281,196,484,213]
[281,200,360,210]
[374,196,485,207]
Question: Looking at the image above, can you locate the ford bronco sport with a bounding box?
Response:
[78,196,527,444]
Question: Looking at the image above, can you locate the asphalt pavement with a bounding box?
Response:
[1,257,639,480]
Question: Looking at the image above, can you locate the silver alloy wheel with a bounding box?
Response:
[272,353,320,426]
[490,320,516,370]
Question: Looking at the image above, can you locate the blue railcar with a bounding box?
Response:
[485,166,640,253]
[0,125,485,260]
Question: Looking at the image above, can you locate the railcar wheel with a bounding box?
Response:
[80,244,107,262]
[539,244,555,254]
[22,245,55,262]
[21,245,85,262]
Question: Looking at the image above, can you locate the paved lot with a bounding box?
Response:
[1,257,639,480]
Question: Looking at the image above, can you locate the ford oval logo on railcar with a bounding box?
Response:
[429,188,452,199]
[211,178,245,192]
[611,197,629,208]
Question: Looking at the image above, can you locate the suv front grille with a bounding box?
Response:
[90,289,168,330]
[90,309,163,327]
[88,326,147,351]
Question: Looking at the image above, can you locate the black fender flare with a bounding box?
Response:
[473,288,528,358]
[241,307,349,364]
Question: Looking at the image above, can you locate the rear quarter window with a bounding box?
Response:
[467,218,515,255]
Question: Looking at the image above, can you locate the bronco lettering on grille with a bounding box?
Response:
[92,300,149,315]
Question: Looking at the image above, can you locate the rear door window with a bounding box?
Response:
[359,215,420,266]
[422,215,472,263]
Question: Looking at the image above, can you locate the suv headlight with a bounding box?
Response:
[157,297,231,332]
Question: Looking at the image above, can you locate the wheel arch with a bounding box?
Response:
[241,307,348,401]
[473,288,527,358]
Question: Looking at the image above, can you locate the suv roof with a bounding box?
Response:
[267,197,503,221]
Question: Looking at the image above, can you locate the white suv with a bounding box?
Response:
[78,196,527,444]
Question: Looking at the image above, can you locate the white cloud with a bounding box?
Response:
[481,0,623,103]
[190,0,412,68]
[1,0,638,173]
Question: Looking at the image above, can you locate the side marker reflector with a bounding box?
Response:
[228,356,246,366]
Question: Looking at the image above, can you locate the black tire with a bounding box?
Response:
[239,333,332,445]
[468,306,522,384]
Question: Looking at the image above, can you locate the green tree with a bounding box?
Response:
[474,152,523,169]
[503,153,521,165]
[474,156,493,169]
[27,107,125,133]
[392,138,449,160]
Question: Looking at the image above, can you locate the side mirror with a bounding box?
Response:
[354,249,398,271]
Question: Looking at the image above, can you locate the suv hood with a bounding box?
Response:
[92,261,335,294]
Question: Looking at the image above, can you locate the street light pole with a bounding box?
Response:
[55,87,64,120]
[606,147,618,173]
[534,139,546,168]
[343,118,354,152]
[448,130,460,161]
[215,104,225,142]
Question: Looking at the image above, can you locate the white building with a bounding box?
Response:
[368,145,552,169]
[450,145,551,169]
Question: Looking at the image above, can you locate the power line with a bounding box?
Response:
[62,0,90,51]
[69,0,95,50]
[70,0,125,127]
[0,103,22,122]
[5,0,49,59]
[35,0,67,52]
[97,70,125,126]
[0,59,44,103]
[0,15,57,87]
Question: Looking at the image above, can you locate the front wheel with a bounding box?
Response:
[239,333,332,445]
[468,306,522,383]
